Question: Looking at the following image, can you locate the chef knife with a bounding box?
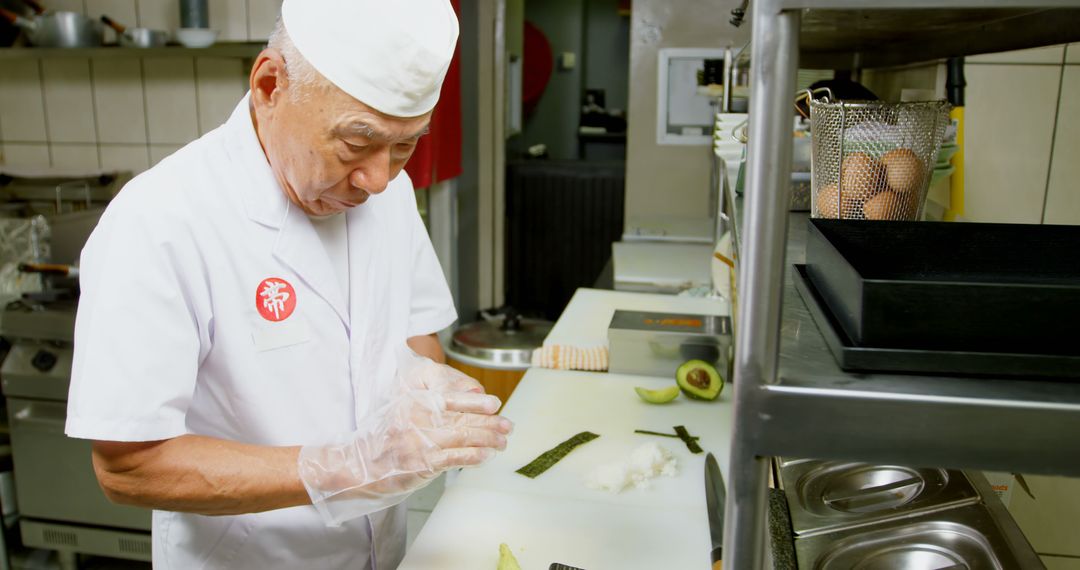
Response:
[705,452,725,569]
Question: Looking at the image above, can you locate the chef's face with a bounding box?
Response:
[250,50,431,216]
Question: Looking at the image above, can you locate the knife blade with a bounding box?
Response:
[704,452,726,569]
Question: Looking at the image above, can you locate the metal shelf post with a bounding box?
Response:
[721,0,801,566]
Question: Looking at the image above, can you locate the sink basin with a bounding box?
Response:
[795,504,1021,570]
[780,460,979,536]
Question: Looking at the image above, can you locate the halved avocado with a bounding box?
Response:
[635,384,681,404]
[676,359,723,400]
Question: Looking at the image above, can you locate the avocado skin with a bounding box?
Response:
[676,359,723,400]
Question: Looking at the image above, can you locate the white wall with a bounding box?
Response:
[0,0,282,175]
[624,0,749,222]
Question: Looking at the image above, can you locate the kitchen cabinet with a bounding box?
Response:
[724,1,1080,567]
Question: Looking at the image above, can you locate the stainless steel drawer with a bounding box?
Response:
[8,398,150,530]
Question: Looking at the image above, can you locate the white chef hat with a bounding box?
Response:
[281,0,459,118]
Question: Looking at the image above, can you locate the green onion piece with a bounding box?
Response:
[515,431,600,479]
[674,425,704,454]
[634,429,700,442]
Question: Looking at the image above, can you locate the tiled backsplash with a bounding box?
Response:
[0,0,283,175]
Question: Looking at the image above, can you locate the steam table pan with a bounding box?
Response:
[805,219,1080,357]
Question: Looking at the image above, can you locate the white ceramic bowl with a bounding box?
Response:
[176,28,218,48]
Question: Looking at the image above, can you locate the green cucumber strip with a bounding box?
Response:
[674,425,704,454]
[634,429,700,441]
[515,431,600,479]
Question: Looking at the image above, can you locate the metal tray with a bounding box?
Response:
[779,460,980,537]
[795,503,1023,570]
[805,219,1080,356]
[793,264,1080,378]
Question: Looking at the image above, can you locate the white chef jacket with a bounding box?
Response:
[65,94,457,569]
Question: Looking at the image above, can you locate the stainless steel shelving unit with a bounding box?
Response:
[721,2,1080,567]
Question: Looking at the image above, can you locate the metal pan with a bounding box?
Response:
[0,6,103,47]
[100,14,167,48]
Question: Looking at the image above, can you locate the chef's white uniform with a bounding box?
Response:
[65,95,457,569]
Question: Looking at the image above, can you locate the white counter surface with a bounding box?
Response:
[400,287,734,570]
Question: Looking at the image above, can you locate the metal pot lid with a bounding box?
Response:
[449,314,552,368]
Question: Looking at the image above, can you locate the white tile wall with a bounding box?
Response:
[150,144,183,166]
[0,0,283,176]
[137,0,181,33]
[92,58,148,144]
[100,144,151,173]
[1065,43,1079,65]
[86,0,139,44]
[196,57,246,134]
[41,59,98,144]
[963,64,1060,224]
[49,0,87,14]
[247,0,281,41]
[0,60,48,142]
[1044,556,1080,570]
[51,143,102,170]
[143,58,200,144]
[1043,66,1080,225]
[1008,475,1080,557]
[1,143,50,168]
[968,45,1066,65]
[210,0,249,41]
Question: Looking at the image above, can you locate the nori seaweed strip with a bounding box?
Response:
[634,429,700,442]
[515,431,600,478]
[674,425,703,454]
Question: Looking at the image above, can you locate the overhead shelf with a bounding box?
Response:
[0,43,265,59]
[785,6,1080,68]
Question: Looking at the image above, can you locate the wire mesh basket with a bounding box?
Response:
[809,94,951,221]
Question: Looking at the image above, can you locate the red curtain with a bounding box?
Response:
[405,0,463,189]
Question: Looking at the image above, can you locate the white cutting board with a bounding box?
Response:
[612,241,714,294]
[544,288,730,349]
[399,485,709,570]
[453,369,732,511]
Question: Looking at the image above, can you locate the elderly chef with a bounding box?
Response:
[64,0,512,568]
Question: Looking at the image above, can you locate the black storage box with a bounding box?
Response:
[805,219,1080,356]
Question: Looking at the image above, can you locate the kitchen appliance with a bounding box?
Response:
[0,5,102,47]
[445,309,552,406]
[0,171,148,568]
[607,310,731,378]
[2,294,152,567]
[704,453,725,569]
[100,15,167,48]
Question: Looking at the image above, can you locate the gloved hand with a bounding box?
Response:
[298,347,513,526]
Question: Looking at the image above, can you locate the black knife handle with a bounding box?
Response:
[711,546,723,569]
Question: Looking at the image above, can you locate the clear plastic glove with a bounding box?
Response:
[298,347,513,526]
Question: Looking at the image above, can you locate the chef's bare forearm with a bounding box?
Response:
[407,332,445,363]
[91,435,309,516]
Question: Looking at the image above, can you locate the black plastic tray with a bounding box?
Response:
[805,219,1080,356]
[793,264,1080,378]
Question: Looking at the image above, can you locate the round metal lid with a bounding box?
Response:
[448,315,552,370]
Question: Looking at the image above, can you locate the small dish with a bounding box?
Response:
[176,27,218,48]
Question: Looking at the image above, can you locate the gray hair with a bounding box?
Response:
[267,19,332,102]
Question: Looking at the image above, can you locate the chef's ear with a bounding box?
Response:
[249,48,289,110]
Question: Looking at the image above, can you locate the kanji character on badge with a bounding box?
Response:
[256,277,297,321]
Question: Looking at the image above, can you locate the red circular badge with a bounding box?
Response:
[255,277,297,322]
